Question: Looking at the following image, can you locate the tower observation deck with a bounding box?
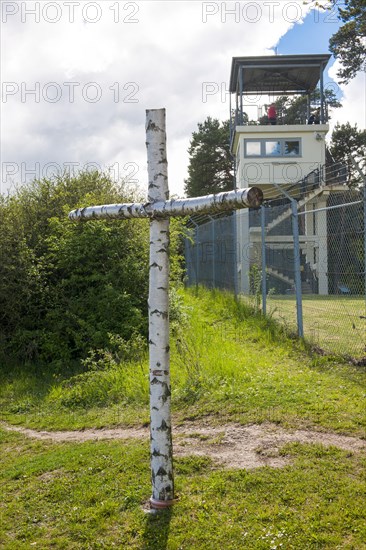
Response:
[229,54,332,194]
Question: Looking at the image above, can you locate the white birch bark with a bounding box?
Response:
[68,187,263,221]
[146,109,174,508]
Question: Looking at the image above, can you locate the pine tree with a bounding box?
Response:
[184,118,234,197]
[329,122,366,186]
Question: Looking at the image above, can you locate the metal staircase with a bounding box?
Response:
[261,157,349,292]
[266,186,324,233]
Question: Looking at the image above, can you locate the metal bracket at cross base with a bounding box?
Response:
[69,108,263,510]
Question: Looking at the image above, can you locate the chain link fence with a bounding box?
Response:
[184,162,366,359]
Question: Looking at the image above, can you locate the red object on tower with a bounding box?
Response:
[267,104,277,124]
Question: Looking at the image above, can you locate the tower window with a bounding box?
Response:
[244,138,301,158]
[265,141,281,156]
[284,140,300,155]
[245,141,261,156]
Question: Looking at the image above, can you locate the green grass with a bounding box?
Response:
[263,294,366,357]
[1,287,366,548]
[1,288,365,435]
[1,427,365,549]
[1,289,365,435]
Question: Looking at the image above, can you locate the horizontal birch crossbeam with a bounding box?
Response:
[68,187,263,221]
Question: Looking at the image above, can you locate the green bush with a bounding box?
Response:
[0,172,151,369]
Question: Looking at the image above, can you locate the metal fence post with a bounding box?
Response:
[261,205,267,315]
[350,155,366,299]
[233,212,238,298]
[188,219,199,287]
[196,224,199,288]
[291,199,304,337]
[211,216,215,289]
[364,178,366,299]
[271,181,304,338]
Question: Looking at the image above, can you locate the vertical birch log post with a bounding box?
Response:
[146,109,174,509]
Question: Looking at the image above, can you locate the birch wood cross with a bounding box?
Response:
[69,108,263,510]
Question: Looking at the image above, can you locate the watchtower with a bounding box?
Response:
[229,54,331,192]
[229,54,346,295]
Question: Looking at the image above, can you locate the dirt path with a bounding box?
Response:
[2,421,365,470]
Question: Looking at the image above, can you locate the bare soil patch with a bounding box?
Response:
[0,422,147,443]
[173,423,366,469]
[2,421,365,470]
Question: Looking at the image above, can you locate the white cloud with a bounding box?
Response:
[1,0,316,196]
[328,61,366,134]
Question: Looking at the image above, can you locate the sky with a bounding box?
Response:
[1,0,365,197]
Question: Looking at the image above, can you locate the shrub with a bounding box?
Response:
[0,172,149,369]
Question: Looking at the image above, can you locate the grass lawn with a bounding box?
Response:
[1,288,366,548]
[1,427,365,549]
[264,295,366,358]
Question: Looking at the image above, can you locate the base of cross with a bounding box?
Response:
[150,497,177,509]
